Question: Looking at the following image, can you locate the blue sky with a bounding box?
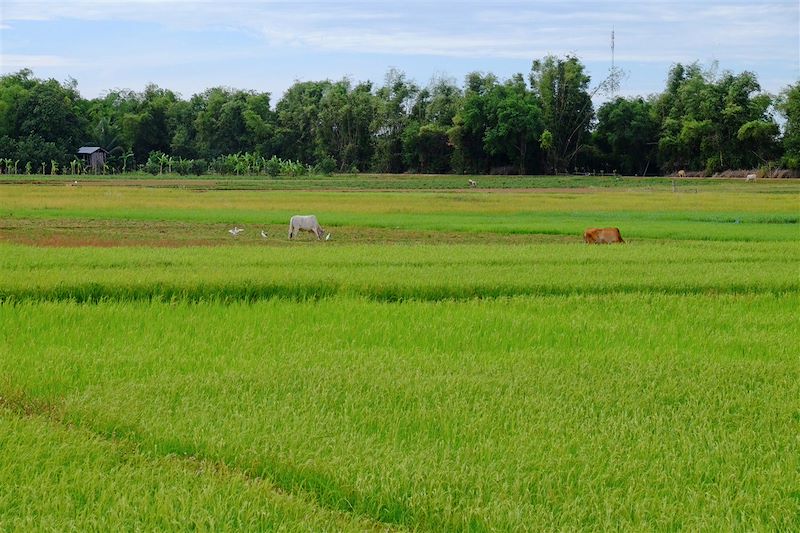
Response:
[1,0,797,103]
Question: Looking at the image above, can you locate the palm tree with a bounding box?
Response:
[92,117,124,156]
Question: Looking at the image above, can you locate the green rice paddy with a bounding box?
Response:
[1,177,798,531]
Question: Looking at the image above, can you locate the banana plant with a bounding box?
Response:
[25,162,32,175]
[50,160,59,175]
[121,152,134,173]
[160,153,171,174]
[13,160,19,175]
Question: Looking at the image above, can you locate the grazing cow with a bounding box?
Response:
[677,170,686,178]
[583,227,625,244]
[745,173,756,182]
[468,179,477,188]
[288,215,326,240]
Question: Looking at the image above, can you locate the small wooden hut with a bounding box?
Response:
[77,146,109,172]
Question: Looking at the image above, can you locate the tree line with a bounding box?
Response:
[1,56,798,176]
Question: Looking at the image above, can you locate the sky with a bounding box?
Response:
[1,0,798,104]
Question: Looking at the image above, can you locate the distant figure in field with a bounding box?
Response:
[584,227,625,244]
[468,179,477,188]
[677,170,686,178]
[745,173,756,182]
[288,215,327,240]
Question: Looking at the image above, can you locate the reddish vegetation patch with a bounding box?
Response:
[0,218,572,248]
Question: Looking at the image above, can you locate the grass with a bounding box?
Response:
[0,410,387,531]
[1,295,798,530]
[0,176,798,530]
[7,172,797,191]
[0,241,798,302]
[1,183,798,244]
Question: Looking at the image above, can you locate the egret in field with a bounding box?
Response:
[229,226,244,237]
[325,233,331,241]
[261,230,268,239]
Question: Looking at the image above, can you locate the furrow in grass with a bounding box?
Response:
[0,406,401,532]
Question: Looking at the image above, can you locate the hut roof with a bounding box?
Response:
[77,146,108,154]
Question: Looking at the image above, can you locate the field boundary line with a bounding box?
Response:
[0,384,407,532]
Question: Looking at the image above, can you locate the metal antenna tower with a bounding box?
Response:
[607,26,622,97]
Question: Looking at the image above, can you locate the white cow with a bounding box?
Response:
[468,179,477,188]
[745,173,756,182]
[288,215,327,240]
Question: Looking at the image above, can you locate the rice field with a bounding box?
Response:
[1,177,799,531]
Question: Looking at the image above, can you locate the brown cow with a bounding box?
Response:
[583,227,625,244]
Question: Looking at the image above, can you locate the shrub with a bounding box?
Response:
[173,158,191,176]
[190,159,207,176]
[265,156,281,177]
[313,155,337,175]
[144,151,164,175]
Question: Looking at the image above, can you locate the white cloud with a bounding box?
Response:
[3,1,796,64]
[3,0,797,99]
[0,54,74,68]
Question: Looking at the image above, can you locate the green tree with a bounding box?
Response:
[594,97,660,175]
[372,69,418,173]
[482,74,543,175]
[529,55,593,173]
[275,81,330,164]
[402,77,461,173]
[316,79,375,171]
[120,84,178,162]
[0,70,86,167]
[655,63,779,173]
[449,72,497,173]
[776,82,800,169]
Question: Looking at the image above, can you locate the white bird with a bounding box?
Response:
[325,233,331,241]
[229,226,244,237]
[261,230,268,239]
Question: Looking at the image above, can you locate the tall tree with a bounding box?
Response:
[529,55,593,173]
[594,97,660,175]
[275,81,330,164]
[655,64,779,173]
[403,76,461,173]
[482,74,543,175]
[449,72,497,173]
[0,69,86,169]
[317,79,375,170]
[776,82,800,169]
[372,69,418,172]
[120,84,178,161]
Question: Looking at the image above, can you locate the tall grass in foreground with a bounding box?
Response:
[0,413,381,531]
[1,294,798,530]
